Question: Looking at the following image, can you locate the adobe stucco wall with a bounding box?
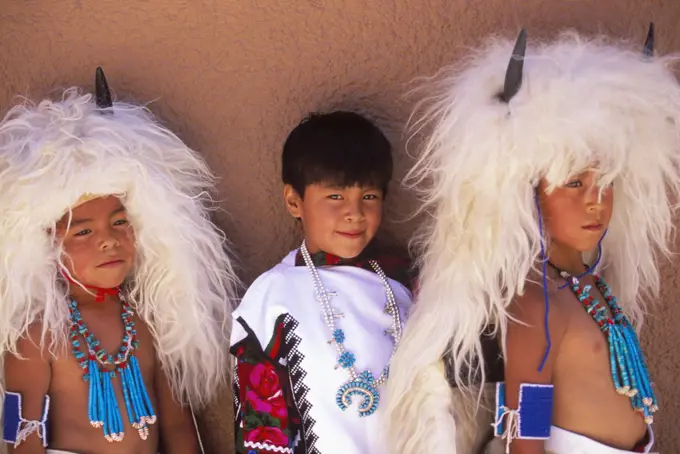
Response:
[2,1,680,452]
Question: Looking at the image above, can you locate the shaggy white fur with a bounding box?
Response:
[384,30,680,454]
[0,88,239,446]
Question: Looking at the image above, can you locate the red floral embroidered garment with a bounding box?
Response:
[233,315,299,454]
[231,246,414,454]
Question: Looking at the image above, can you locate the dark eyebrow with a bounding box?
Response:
[68,207,126,227]
[111,207,126,216]
[68,218,92,227]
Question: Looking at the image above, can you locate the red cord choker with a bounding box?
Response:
[61,272,120,302]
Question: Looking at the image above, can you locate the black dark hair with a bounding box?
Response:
[282,111,393,197]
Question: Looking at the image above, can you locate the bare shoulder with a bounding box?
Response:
[133,313,151,331]
[133,315,155,344]
[6,321,52,362]
[504,281,573,382]
[510,280,571,331]
[130,314,158,374]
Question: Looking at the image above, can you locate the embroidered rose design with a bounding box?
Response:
[250,363,280,398]
[245,426,289,446]
[246,363,288,420]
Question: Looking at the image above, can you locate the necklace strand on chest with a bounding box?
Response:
[550,264,658,423]
[68,295,157,442]
[299,241,402,417]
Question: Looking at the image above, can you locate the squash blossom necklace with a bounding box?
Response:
[299,241,402,417]
[68,293,157,442]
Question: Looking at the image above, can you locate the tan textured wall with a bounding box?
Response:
[2,1,680,452]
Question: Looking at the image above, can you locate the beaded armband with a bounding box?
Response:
[3,392,50,447]
[493,382,553,445]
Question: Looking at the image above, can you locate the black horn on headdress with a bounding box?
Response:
[498,28,527,103]
[95,66,113,109]
[642,22,654,57]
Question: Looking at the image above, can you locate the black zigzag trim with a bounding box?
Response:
[233,358,241,421]
[281,314,320,454]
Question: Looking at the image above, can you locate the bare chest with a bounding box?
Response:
[556,281,612,362]
[550,281,649,445]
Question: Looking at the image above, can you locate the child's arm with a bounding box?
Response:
[4,325,50,454]
[503,287,568,454]
[154,358,201,454]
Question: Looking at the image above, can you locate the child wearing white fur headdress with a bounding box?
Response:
[0,68,238,454]
[383,24,680,454]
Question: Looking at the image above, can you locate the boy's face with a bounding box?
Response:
[538,169,613,253]
[56,195,136,289]
[284,183,384,259]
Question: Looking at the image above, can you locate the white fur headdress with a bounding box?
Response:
[0,68,238,413]
[383,26,680,453]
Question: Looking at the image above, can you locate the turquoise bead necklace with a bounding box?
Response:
[549,263,658,423]
[68,294,157,442]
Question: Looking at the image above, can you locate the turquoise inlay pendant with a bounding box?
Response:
[336,371,380,417]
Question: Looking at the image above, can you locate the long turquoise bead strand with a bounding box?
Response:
[68,297,156,442]
[565,273,657,423]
